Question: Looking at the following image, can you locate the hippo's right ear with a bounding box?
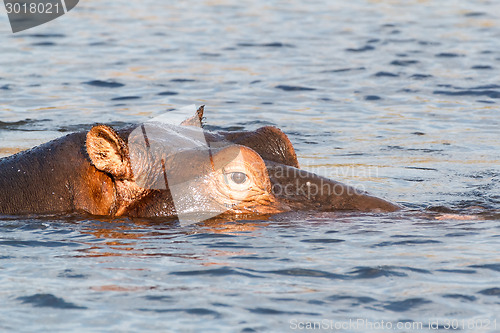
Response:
[86,125,132,179]
[180,105,204,127]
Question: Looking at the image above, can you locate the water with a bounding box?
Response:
[1,0,499,331]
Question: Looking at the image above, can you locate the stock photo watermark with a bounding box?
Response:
[270,167,370,198]
[125,105,382,226]
[289,317,497,331]
[3,0,79,33]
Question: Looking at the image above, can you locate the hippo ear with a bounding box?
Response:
[86,125,131,179]
[220,126,300,168]
[180,105,205,127]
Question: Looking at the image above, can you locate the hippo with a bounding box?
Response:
[0,106,399,220]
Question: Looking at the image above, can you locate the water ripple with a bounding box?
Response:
[83,80,125,88]
[383,298,432,312]
[17,294,86,310]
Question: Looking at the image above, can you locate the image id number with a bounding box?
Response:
[5,2,61,14]
[443,319,497,330]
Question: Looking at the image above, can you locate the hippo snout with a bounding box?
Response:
[266,162,400,212]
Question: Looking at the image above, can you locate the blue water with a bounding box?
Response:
[1,0,499,332]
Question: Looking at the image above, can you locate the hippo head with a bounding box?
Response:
[85,107,398,222]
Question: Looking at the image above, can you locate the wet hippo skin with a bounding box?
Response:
[0,108,399,217]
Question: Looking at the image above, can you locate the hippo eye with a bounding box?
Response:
[230,172,247,184]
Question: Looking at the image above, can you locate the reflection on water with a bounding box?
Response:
[0,0,499,331]
[77,217,268,258]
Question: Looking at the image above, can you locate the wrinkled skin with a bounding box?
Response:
[0,108,399,218]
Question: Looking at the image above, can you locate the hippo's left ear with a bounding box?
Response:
[86,125,132,179]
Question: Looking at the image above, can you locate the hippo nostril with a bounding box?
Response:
[230,172,247,184]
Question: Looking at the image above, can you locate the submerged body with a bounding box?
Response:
[0,108,398,218]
